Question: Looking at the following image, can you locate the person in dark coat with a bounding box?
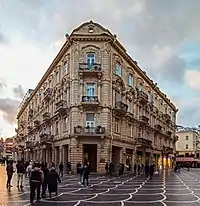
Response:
[145,164,149,177]
[30,163,44,203]
[58,162,64,177]
[41,162,49,198]
[149,164,154,179]
[6,161,14,188]
[82,163,90,187]
[47,167,61,198]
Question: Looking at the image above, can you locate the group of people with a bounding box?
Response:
[6,160,62,204]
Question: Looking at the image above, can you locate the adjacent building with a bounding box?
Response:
[176,128,200,165]
[15,21,178,173]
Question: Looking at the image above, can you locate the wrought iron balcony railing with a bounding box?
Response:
[74,126,105,136]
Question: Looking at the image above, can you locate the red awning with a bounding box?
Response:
[176,157,200,162]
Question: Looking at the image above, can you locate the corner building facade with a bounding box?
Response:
[16,21,178,173]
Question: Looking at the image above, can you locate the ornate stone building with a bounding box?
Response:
[15,21,178,173]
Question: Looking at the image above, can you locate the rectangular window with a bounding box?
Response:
[186,135,189,141]
[186,144,188,149]
[148,93,153,103]
[86,84,95,96]
[128,123,132,137]
[63,117,68,131]
[63,61,68,73]
[55,121,59,134]
[128,74,133,86]
[86,113,95,127]
[114,118,120,133]
[115,63,121,76]
[137,84,143,91]
[86,53,95,66]
[127,100,132,113]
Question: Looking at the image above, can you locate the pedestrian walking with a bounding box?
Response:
[41,162,49,198]
[16,160,25,188]
[6,160,14,188]
[58,162,64,177]
[76,162,83,184]
[29,163,44,204]
[26,161,33,179]
[149,163,154,180]
[82,162,90,187]
[47,167,61,198]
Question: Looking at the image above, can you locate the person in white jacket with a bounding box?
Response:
[26,162,33,179]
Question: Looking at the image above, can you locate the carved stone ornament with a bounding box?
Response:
[113,75,125,91]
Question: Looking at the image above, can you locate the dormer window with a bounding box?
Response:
[115,63,121,76]
[86,53,95,66]
[128,74,133,87]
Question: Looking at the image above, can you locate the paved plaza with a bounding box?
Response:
[1,168,200,205]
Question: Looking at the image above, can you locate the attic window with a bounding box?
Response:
[88,28,94,33]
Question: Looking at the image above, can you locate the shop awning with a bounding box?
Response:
[176,157,200,162]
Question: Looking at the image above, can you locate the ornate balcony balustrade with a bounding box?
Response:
[44,88,52,101]
[25,141,34,149]
[42,112,51,121]
[81,96,99,106]
[74,125,105,137]
[137,90,148,104]
[34,120,40,127]
[55,100,68,114]
[166,130,172,136]
[139,115,149,124]
[114,101,128,114]
[79,63,102,78]
[40,133,53,144]
[136,137,152,148]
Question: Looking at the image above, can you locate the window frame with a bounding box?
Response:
[128,74,133,87]
[115,62,121,76]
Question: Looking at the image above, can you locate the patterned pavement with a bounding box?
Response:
[1,168,200,205]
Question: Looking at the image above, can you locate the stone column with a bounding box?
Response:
[132,148,136,171]
[97,82,101,101]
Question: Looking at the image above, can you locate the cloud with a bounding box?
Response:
[184,70,200,90]
[0,98,20,124]
[13,85,25,99]
[0,79,6,92]
[0,32,8,45]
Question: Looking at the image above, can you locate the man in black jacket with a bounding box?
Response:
[30,163,44,204]
[82,162,90,187]
[16,160,25,188]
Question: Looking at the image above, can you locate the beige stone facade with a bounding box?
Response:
[15,21,178,173]
[176,129,200,158]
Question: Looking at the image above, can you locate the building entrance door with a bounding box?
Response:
[83,144,97,172]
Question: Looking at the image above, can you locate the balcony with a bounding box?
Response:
[163,146,173,154]
[155,124,162,131]
[79,63,102,78]
[27,125,33,132]
[25,141,34,149]
[137,91,148,104]
[40,133,53,144]
[55,100,68,114]
[114,101,128,114]
[43,112,51,121]
[136,137,152,148]
[81,96,99,107]
[139,115,149,124]
[74,125,106,137]
[34,120,40,127]
[43,88,52,101]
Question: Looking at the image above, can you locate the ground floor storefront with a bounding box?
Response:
[13,137,174,173]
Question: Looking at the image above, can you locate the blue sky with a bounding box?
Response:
[0,0,200,137]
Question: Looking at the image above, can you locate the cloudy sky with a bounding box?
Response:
[0,0,200,137]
